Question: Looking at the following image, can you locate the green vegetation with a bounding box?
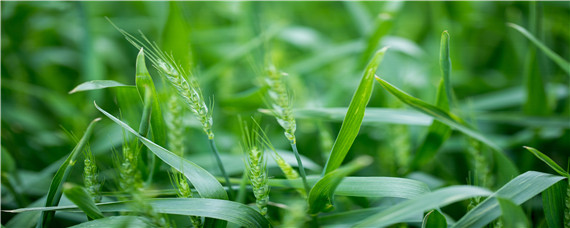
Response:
[2,2,569,228]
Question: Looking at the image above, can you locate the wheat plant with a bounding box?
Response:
[2,2,570,228]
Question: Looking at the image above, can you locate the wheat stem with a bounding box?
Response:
[291,142,310,195]
[209,138,234,200]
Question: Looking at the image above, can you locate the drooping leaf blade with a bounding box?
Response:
[37,118,100,228]
[355,186,492,227]
[308,156,372,214]
[374,76,519,185]
[323,47,388,175]
[95,102,228,200]
[8,198,270,228]
[507,23,570,76]
[497,198,529,228]
[421,210,447,228]
[452,171,566,228]
[62,183,104,220]
[69,80,133,94]
[524,146,570,178]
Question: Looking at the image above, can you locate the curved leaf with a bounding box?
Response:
[508,23,570,75]
[37,118,100,228]
[452,171,566,228]
[95,102,228,200]
[374,76,519,186]
[524,146,570,178]
[8,199,270,228]
[355,186,492,227]
[69,80,133,94]
[63,183,103,220]
[323,47,388,175]
[308,156,372,214]
[421,210,447,228]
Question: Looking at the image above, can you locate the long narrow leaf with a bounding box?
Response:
[524,146,570,178]
[319,205,422,227]
[268,176,429,199]
[355,186,492,227]
[374,76,519,185]
[8,199,270,228]
[543,181,566,228]
[508,23,570,75]
[452,171,566,228]
[69,80,133,94]
[323,47,388,175]
[37,118,100,228]
[497,198,529,228]
[308,156,372,214]
[135,48,165,145]
[288,107,433,126]
[62,183,104,220]
[413,31,453,168]
[95,102,228,200]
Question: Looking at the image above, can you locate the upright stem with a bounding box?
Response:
[208,138,234,200]
[291,142,311,195]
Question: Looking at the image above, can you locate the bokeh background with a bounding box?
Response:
[2,1,569,226]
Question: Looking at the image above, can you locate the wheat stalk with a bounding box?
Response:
[264,64,310,195]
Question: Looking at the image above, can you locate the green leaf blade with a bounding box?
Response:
[497,198,529,228]
[37,118,100,228]
[413,31,453,168]
[421,210,447,228]
[9,199,270,228]
[70,216,149,228]
[507,23,570,76]
[543,181,567,228]
[374,76,519,185]
[323,47,388,175]
[355,185,492,227]
[452,171,566,228]
[524,146,570,178]
[95,102,228,200]
[308,156,372,214]
[69,80,133,94]
[62,183,104,220]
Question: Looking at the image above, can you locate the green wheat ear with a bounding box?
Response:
[265,64,296,143]
[109,19,213,139]
[241,120,270,217]
[82,146,102,203]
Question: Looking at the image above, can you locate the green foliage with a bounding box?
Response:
[497,198,530,228]
[62,183,104,220]
[421,210,447,228]
[37,118,100,228]
[323,47,388,175]
[3,2,569,227]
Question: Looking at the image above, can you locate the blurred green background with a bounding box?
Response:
[1,1,569,226]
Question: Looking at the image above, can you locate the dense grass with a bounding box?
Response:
[2,1,569,228]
